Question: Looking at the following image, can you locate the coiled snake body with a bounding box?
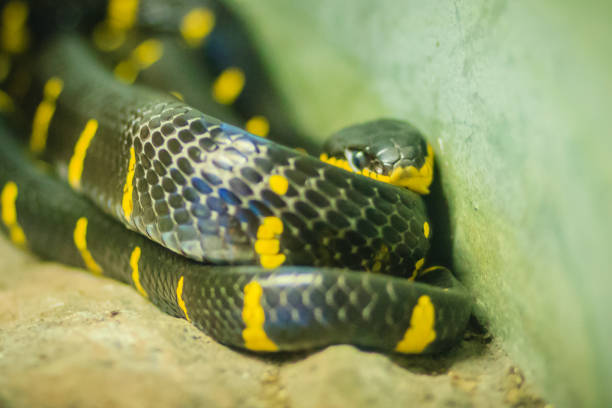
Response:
[0,0,471,353]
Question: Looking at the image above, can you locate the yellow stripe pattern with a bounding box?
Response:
[251,176,290,268]
[409,257,425,281]
[130,246,148,298]
[268,174,288,196]
[180,7,215,48]
[92,0,139,51]
[1,181,27,246]
[169,91,184,101]
[68,119,98,190]
[176,275,190,321]
[254,176,289,269]
[241,281,278,351]
[122,146,136,221]
[1,1,30,54]
[395,295,436,353]
[399,144,434,194]
[30,77,63,154]
[73,217,102,274]
[423,222,430,239]
[107,0,139,31]
[114,39,164,84]
[245,115,270,137]
[255,216,286,269]
[421,265,445,276]
[212,67,245,105]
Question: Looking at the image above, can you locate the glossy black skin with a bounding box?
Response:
[14,36,430,276]
[0,126,471,353]
[0,0,472,354]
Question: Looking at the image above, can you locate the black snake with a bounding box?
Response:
[0,0,471,353]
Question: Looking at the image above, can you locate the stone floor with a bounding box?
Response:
[0,236,550,408]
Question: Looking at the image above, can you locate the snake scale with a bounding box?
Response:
[0,0,471,353]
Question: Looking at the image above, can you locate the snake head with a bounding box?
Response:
[321,119,434,194]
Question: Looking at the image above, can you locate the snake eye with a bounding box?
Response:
[345,149,369,173]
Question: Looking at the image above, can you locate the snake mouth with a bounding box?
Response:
[386,144,434,194]
[319,144,434,195]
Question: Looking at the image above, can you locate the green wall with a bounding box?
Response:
[228,1,612,406]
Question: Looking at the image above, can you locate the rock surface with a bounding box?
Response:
[0,236,548,408]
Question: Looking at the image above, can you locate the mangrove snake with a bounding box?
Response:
[0,0,471,353]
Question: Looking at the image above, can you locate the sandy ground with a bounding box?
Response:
[0,236,550,408]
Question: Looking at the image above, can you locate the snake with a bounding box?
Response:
[0,0,471,354]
